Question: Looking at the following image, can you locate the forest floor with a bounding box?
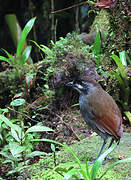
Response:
[29,132,131,180]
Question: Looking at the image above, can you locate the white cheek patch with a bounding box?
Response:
[74,84,84,93]
[76,84,83,89]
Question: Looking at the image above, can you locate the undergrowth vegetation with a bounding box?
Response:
[0,15,131,180]
[0,17,36,78]
[0,98,54,176]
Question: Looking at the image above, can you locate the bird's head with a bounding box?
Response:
[66,77,101,95]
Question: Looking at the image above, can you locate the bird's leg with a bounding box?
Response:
[108,138,114,149]
[105,138,115,160]
[96,139,107,160]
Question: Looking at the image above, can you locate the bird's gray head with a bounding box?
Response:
[66,77,101,95]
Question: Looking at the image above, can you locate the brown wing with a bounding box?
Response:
[88,88,123,140]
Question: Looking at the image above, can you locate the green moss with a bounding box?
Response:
[30,161,124,180]
[90,9,110,32]
[29,133,131,179]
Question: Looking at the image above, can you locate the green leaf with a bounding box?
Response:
[84,155,90,179]
[31,40,53,57]
[0,114,18,131]
[0,108,9,113]
[90,143,117,180]
[11,128,20,142]
[7,165,30,175]
[87,1,96,5]
[16,17,36,56]
[0,55,11,64]
[32,138,88,179]
[2,49,14,64]
[10,98,25,106]
[44,84,49,89]
[119,51,127,66]
[27,151,48,157]
[110,71,124,86]
[25,73,36,88]
[37,106,49,110]
[40,44,53,56]
[26,125,54,134]
[12,124,24,139]
[0,151,19,161]
[112,54,128,80]
[92,31,101,55]
[18,45,32,65]
[71,103,79,107]
[30,40,42,50]
[9,142,25,157]
[63,169,80,180]
[126,53,131,65]
[51,143,56,152]
[54,167,69,174]
[3,159,15,168]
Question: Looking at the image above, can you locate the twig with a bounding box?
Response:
[75,0,80,33]
[8,107,38,123]
[52,1,88,14]
[56,114,81,141]
[51,0,55,41]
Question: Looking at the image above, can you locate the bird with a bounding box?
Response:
[66,77,123,160]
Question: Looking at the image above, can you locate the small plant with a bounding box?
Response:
[106,51,131,110]
[33,138,131,180]
[90,31,106,77]
[0,17,36,77]
[0,98,54,175]
[92,31,102,56]
[31,40,56,63]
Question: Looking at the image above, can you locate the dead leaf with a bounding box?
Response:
[95,0,117,8]
[118,154,126,160]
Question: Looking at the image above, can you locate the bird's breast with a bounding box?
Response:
[79,94,89,112]
[79,94,94,121]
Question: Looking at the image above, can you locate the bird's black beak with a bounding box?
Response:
[66,81,73,87]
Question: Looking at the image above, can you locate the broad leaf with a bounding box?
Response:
[26,125,54,134]
[119,51,127,66]
[92,31,101,55]
[18,45,32,65]
[0,151,19,161]
[112,54,128,80]
[27,151,48,157]
[10,98,25,106]
[11,128,20,142]
[0,114,18,131]
[16,17,36,56]
[9,142,25,157]
[51,143,56,152]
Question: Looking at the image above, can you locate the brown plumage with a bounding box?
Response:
[67,77,123,159]
[87,85,123,139]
